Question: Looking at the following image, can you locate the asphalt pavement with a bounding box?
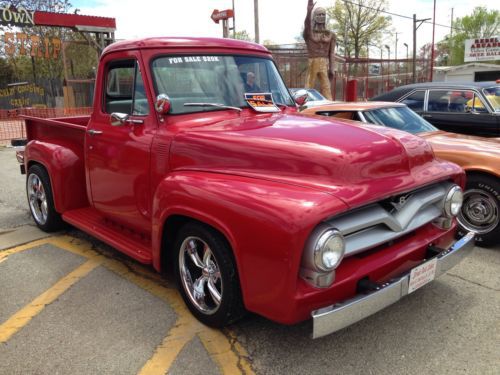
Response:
[1,146,499,375]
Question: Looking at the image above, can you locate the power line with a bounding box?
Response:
[340,0,467,33]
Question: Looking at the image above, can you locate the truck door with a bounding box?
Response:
[86,53,156,234]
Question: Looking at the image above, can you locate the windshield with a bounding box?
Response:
[363,106,437,134]
[151,55,295,114]
[483,86,500,112]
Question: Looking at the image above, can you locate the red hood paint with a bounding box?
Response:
[170,113,452,208]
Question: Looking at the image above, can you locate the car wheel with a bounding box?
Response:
[174,222,245,327]
[457,174,500,247]
[26,165,65,232]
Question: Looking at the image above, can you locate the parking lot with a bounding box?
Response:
[1,146,499,375]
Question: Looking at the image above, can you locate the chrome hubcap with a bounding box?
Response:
[179,236,222,314]
[27,173,48,225]
[458,188,499,235]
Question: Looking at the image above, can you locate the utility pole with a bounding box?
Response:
[232,0,236,38]
[254,0,260,44]
[430,0,436,81]
[395,32,398,60]
[449,7,454,64]
[413,14,431,83]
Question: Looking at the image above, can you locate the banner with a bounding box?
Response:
[464,37,500,62]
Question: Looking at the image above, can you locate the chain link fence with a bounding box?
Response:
[268,44,432,101]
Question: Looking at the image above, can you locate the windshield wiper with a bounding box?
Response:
[184,102,242,112]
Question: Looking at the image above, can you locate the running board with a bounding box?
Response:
[63,207,152,264]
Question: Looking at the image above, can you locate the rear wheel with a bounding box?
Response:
[26,165,65,232]
[174,222,244,327]
[457,174,500,247]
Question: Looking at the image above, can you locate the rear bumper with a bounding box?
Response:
[311,231,475,339]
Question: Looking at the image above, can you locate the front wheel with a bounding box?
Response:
[174,222,245,327]
[457,174,500,247]
[26,165,65,232]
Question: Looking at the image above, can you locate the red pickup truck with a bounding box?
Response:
[17,37,474,338]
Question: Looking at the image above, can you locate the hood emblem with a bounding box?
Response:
[390,193,412,211]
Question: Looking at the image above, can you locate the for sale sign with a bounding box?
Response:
[464,37,500,62]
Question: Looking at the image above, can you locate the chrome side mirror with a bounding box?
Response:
[293,89,309,106]
[155,94,171,115]
[110,112,129,126]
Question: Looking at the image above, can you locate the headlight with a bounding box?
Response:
[444,185,463,217]
[313,229,345,271]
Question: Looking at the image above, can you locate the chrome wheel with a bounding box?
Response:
[458,188,499,235]
[179,236,223,315]
[27,173,48,225]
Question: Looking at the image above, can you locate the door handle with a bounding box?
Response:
[87,129,103,136]
[422,114,432,119]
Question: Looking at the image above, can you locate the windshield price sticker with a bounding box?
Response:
[167,56,220,64]
[244,93,280,113]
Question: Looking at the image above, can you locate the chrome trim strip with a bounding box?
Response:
[311,232,475,339]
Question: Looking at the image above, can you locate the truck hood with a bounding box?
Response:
[170,113,452,208]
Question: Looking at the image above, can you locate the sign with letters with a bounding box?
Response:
[464,37,500,62]
[0,6,35,27]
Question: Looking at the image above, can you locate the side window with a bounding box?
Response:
[104,60,149,116]
[401,90,425,111]
[466,94,488,113]
[428,90,451,112]
[448,90,473,113]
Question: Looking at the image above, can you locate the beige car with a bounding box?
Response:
[302,101,500,246]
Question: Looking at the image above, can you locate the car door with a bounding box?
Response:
[86,51,156,234]
[425,89,497,136]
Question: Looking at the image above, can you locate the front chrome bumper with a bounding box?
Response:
[311,231,475,339]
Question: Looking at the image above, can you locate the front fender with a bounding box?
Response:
[151,171,348,323]
[25,140,88,213]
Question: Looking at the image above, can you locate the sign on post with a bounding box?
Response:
[211,9,234,24]
[464,37,500,62]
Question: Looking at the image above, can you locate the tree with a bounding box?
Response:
[447,7,500,65]
[327,0,392,58]
[0,58,15,86]
[232,30,252,42]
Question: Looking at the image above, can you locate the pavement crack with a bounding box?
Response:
[446,272,500,291]
[222,328,254,375]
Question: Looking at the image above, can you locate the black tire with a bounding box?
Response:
[457,174,500,247]
[26,164,65,232]
[174,222,245,327]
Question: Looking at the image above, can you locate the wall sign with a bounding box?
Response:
[0,6,35,27]
[1,33,61,59]
[464,37,500,62]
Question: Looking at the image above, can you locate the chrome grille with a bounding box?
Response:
[327,182,454,256]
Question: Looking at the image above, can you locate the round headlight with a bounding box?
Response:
[444,185,463,217]
[314,229,345,271]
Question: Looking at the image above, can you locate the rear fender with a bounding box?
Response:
[25,140,88,213]
[151,171,347,322]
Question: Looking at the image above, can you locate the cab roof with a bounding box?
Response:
[102,37,270,56]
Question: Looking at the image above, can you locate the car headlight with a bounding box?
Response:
[444,185,463,217]
[313,229,345,271]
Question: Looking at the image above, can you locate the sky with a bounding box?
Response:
[72,0,497,59]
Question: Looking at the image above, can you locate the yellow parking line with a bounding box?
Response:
[138,314,204,375]
[199,329,254,375]
[0,256,101,343]
[1,235,255,374]
[0,238,52,261]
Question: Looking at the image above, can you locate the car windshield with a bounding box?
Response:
[363,106,437,134]
[483,86,500,112]
[151,55,295,114]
